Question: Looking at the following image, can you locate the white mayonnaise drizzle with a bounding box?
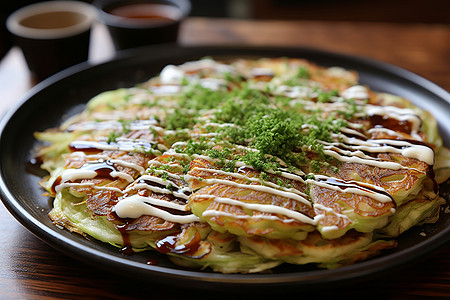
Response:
[192,194,318,225]
[148,159,183,170]
[67,119,159,132]
[123,174,190,200]
[184,173,312,207]
[313,203,350,233]
[150,85,182,95]
[159,65,185,84]
[135,174,181,188]
[326,66,354,79]
[159,59,236,85]
[323,149,405,170]
[191,167,308,198]
[368,139,434,165]
[368,127,422,141]
[327,134,434,166]
[109,171,134,183]
[114,195,200,223]
[55,158,140,192]
[252,67,275,77]
[199,78,227,91]
[307,175,393,203]
[56,182,123,193]
[70,139,162,156]
[109,159,145,174]
[68,152,110,161]
[56,169,98,192]
[339,127,368,139]
[202,209,289,222]
[202,122,240,129]
[274,85,315,99]
[341,85,369,100]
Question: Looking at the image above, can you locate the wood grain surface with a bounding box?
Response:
[1,17,449,299]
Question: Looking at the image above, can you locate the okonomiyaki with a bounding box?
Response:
[34,57,450,273]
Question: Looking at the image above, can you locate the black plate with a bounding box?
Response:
[1,45,450,291]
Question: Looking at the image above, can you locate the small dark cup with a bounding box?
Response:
[94,0,191,51]
[6,1,96,82]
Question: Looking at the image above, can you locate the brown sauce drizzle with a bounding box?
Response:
[342,131,368,141]
[252,74,274,82]
[107,212,136,255]
[368,115,413,134]
[327,145,375,158]
[115,222,135,255]
[151,204,191,216]
[51,176,62,194]
[155,231,202,256]
[139,178,175,190]
[81,160,117,180]
[146,258,158,265]
[428,166,439,194]
[27,157,47,177]
[69,141,104,154]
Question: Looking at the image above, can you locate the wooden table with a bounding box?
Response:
[1,17,450,299]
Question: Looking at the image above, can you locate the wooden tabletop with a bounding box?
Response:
[1,17,450,299]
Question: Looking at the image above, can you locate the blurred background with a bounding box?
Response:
[1,0,449,60]
[190,0,450,23]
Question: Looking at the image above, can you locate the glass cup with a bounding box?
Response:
[94,0,191,51]
[6,1,96,82]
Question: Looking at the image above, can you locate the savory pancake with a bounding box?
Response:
[35,57,450,273]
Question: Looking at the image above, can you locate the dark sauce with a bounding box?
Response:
[152,204,191,216]
[428,166,439,194]
[107,4,177,23]
[369,114,413,134]
[252,74,274,82]
[81,160,117,181]
[69,140,104,154]
[107,212,135,255]
[51,176,62,194]
[27,157,48,177]
[115,223,135,255]
[139,178,172,190]
[120,244,135,256]
[146,258,158,265]
[139,178,191,198]
[401,139,435,151]
[343,131,368,141]
[155,235,178,254]
[155,231,201,256]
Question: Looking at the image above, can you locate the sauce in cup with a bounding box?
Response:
[107,4,181,23]
[94,0,191,51]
